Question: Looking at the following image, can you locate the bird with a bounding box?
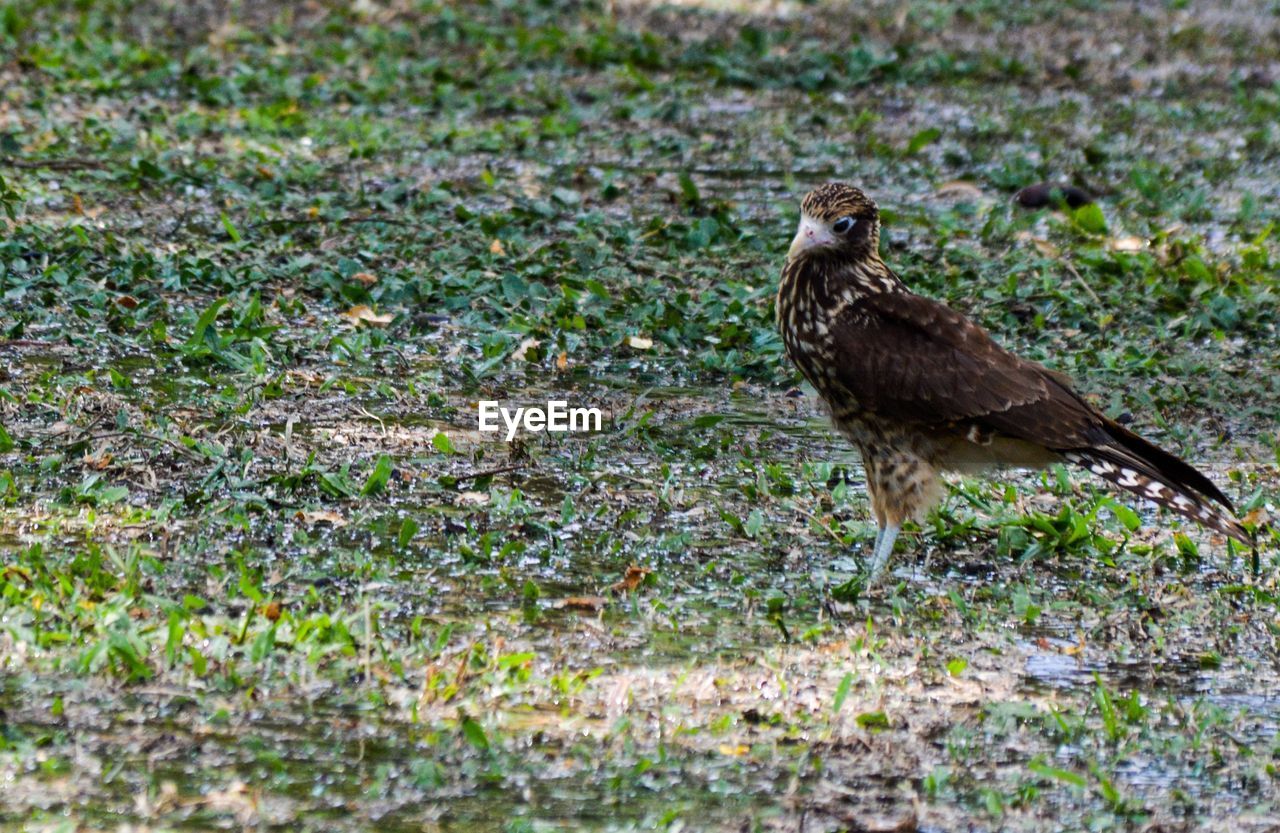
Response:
[776,182,1250,579]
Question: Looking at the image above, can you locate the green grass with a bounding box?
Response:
[2,1,1279,830]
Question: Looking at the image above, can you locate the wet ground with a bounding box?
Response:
[2,1,1280,830]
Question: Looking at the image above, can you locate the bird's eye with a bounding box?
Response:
[832,217,855,234]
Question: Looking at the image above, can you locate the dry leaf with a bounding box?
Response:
[556,351,568,371]
[261,601,282,621]
[839,809,918,833]
[457,490,490,506]
[116,295,139,309]
[511,336,540,362]
[627,336,653,350]
[352,271,378,286]
[489,238,505,255]
[1015,231,1059,257]
[1109,236,1146,252]
[295,509,347,527]
[201,780,256,823]
[610,564,652,595]
[341,304,393,326]
[933,180,983,200]
[3,565,32,584]
[71,194,84,215]
[556,596,607,612]
[1244,508,1270,527]
[1031,238,1059,257]
[516,168,543,198]
[82,451,113,470]
[718,744,749,756]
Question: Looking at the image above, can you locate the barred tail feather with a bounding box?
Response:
[1102,421,1234,510]
[1063,450,1249,544]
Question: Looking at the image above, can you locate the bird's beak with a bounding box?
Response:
[787,217,833,260]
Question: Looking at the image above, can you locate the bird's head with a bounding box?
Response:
[788,182,880,263]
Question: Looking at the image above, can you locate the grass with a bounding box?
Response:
[2,0,1280,830]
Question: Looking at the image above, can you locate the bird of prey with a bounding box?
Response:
[777,182,1249,578]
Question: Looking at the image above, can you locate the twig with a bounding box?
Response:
[89,430,204,460]
[0,156,105,171]
[357,406,387,437]
[245,214,431,232]
[789,503,850,546]
[0,340,58,349]
[372,347,411,368]
[1061,260,1101,306]
[588,471,655,489]
[449,464,525,484]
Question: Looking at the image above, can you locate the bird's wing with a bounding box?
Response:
[830,290,1103,448]
[830,290,1243,536]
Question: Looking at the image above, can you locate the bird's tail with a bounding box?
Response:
[1063,423,1249,544]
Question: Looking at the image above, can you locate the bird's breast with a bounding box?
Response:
[777,266,855,399]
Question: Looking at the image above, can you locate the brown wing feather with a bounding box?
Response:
[831,291,1246,539]
[832,291,1101,446]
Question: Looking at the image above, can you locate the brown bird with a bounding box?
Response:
[777,182,1249,578]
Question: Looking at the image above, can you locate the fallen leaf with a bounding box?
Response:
[837,808,918,833]
[511,336,540,362]
[1064,633,1086,656]
[116,295,139,309]
[200,780,256,823]
[1109,236,1146,252]
[610,564,652,595]
[556,351,568,371]
[933,180,983,200]
[2,565,32,584]
[261,601,282,621]
[352,271,378,286]
[295,509,347,527]
[718,744,750,756]
[556,596,607,612]
[489,238,505,255]
[627,336,653,350]
[1244,508,1270,527]
[515,166,544,198]
[82,451,113,470]
[136,779,180,815]
[1015,230,1059,257]
[1031,239,1059,257]
[457,490,490,506]
[341,304,393,326]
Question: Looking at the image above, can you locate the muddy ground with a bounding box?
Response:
[2,1,1280,831]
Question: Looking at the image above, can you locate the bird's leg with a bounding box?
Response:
[867,523,901,581]
[870,524,885,561]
